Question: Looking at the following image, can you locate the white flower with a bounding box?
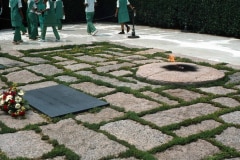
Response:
[15,103,21,109]
[15,96,22,103]
[0,100,4,105]
[6,95,13,101]
[18,90,25,96]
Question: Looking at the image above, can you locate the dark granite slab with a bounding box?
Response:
[24,84,109,117]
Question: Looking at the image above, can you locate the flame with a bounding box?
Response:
[168,54,175,62]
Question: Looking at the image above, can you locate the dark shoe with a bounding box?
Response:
[127,26,130,33]
[29,38,37,40]
[12,41,20,45]
[118,31,125,34]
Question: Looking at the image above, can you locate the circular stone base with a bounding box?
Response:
[136,62,225,85]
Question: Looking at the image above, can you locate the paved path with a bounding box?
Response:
[0,23,240,66]
[0,23,240,160]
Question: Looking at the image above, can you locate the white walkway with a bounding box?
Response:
[0,23,239,66]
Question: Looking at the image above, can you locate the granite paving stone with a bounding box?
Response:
[173,120,222,137]
[97,60,118,66]
[21,57,49,64]
[97,54,115,58]
[141,91,179,105]
[104,51,127,57]
[226,72,240,84]
[0,110,47,129]
[212,97,240,108]
[111,157,140,160]
[154,139,220,160]
[64,63,92,71]
[235,85,240,89]
[40,119,127,159]
[55,60,77,66]
[162,88,205,102]
[109,70,132,76]
[70,82,115,96]
[0,57,27,67]
[125,77,162,89]
[198,86,237,95]
[96,62,135,73]
[26,64,63,76]
[75,108,124,123]
[220,111,240,125]
[55,75,78,82]
[103,92,160,113]
[215,127,240,151]
[73,53,85,56]
[20,81,58,91]
[118,55,147,61]
[45,156,66,160]
[100,120,173,151]
[142,103,220,127]
[76,55,107,62]
[5,70,44,83]
[0,66,21,74]
[0,130,53,159]
[52,56,68,61]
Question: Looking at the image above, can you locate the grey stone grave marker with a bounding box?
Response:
[24,84,109,117]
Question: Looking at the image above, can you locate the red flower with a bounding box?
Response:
[3,105,8,111]
[19,111,25,116]
[10,99,15,104]
[11,113,17,117]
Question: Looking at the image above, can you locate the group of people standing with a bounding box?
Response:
[9,0,64,44]
[8,0,134,45]
[84,0,135,35]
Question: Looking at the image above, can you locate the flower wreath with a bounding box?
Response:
[0,85,29,117]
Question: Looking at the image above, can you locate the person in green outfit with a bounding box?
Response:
[84,0,98,36]
[115,0,134,34]
[55,0,65,30]
[27,0,39,40]
[39,0,60,42]
[36,0,45,32]
[9,0,24,44]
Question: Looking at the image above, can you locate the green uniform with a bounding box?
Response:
[28,0,38,39]
[84,0,97,34]
[10,0,22,42]
[118,0,130,23]
[41,0,60,40]
[37,0,45,31]
[55,0,64,30]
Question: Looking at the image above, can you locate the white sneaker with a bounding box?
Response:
[38,39,45,42]
[91,30,98,36]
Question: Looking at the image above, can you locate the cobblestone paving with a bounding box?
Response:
[0,42,240,160]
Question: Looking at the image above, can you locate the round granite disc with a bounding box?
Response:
[136,62,225,85]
